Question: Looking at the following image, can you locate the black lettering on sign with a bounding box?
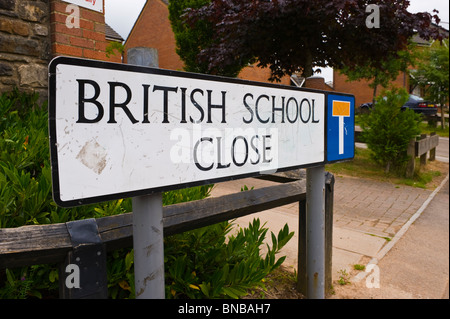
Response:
[142,84,151,124]
[153,85,178,124]
[271,96,285,123]
[207,90,227,124]
[76,79,104,124]
[190,88,204,124]
[193,137,214,171]
[107,82,138,124]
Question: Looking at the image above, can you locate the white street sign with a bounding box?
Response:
[62,0,103,13]
[49,57,328,207]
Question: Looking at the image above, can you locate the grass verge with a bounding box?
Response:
[326,147,448,189]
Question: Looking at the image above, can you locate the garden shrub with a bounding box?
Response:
[360,88,421,174]
[0,89,293,299]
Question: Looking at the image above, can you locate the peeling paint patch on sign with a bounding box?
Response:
[76,139,107,175]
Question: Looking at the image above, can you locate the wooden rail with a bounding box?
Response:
[407,133,439,177]
[0,171,335,298]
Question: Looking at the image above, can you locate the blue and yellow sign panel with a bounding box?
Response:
[327,94,355,162]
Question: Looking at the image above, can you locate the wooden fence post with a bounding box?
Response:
[324,172,334,295]
[429,132,436,161]
[406,138,416,178]
[59,219,108,299]
[420,134,427,167]
[297,199,307,295]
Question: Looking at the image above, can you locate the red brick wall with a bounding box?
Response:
[304,76,334,91]
[50,0,109,61]
[333,70,408,106]
[124,0,183,70]
[238,64,291,85]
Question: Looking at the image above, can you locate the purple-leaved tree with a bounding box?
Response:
[184,0,443,81]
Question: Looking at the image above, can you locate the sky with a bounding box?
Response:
[104,0,449,82]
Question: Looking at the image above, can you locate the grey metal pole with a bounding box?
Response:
[132,193,165,299]
[306,165,326,299]
[127,47,165,299]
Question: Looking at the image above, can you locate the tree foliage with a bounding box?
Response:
[360,88,421,174]
[169,0,247,76]
[339,42,419,103]
[410,39,449,128]
[183,0,443,81]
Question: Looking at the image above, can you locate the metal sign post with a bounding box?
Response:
[132,194,165,299]
[128,49,165,299]
[306,165,326,299]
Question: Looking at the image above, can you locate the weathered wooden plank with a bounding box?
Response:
[429,134,439,149]
[1,179,307,269]
[0,224,71,268]
[96,213,133,251]
[416,134,439,156]
[163,179,307,236]
[257,169,306,183]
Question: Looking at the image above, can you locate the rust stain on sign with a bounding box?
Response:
[76,139,107,175]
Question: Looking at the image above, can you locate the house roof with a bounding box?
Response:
[105,23,124,42]
[413,23,449,46]
[124,0,171,45]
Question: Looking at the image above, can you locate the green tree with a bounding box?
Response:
[410,39,449,129]
[106,41,125,59]
[168,0,248,76]
[360,88,421,174]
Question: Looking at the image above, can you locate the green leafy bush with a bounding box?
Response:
[1,89,293,299]
[164,218,293,299]
[360,88,421,174]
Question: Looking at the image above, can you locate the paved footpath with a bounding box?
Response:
[210,169,449,299]
[333,175,431,238]
[332,176,449,299]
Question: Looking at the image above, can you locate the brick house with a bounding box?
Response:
[333,68,408,108]
[105,23,124,63]
[0,0,123,99]
[124,0,292,86]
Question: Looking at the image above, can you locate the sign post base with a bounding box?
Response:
[132,193,165,299]
[306,165,326,299]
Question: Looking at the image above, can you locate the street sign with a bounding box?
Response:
[62,0,103,13]
[48,57,353,207]
[327,94,355,162]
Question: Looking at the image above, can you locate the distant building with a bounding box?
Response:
[105,23,125,63]
[123,0,291,85]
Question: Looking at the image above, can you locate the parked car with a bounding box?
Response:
[401,94,438,116]
[358,94,438,116]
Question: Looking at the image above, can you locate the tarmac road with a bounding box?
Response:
[436,137,449,163]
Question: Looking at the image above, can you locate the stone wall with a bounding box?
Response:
[0,0,51,99]
[1,0,115,100]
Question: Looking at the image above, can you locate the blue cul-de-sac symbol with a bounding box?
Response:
[327,94,355,162]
